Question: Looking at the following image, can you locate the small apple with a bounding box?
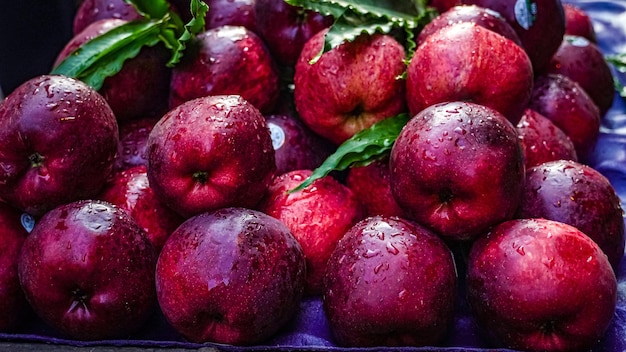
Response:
[517,159,625,270]
[515,108,578,169]
[563,3,597,43]
[406,22,533,125]
[0,202,31,332]
[255,0,333,66]
[466,218,617,351]
[18,199,158,340]
[0,74,119,217]
[259,169,366,295]
[73,0,142,35]
[389,101,525,241]
[323,215,457,347]
[146,95,276,218]
[114,116,159,172]
[528,73,600,161]
[155,207,306,345]
[169,25,280,114]
[97,165,185,253]
[265,114,335,175]
[294,29,408,145]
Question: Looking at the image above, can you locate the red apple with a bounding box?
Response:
[323,215,457,347]
[265,114,335,175]
[114,116,159,172]
[346,158,407,218]
[73,0,142,35]
[389,101,525,241]
[259,169,366,295]
[17,199,158,340]
[547,35,614,117]
[97,165,185,253]
[516,159,625,270]
[169,25,280,114]
[155,207,306,345]
[461,0,565,73]
[0,75,119,217]
[563,3,597,43]
[417,5,522,46]
[516,108,578,169]
[406,22,533,125]
[528,73,601,161]
[294,29,408,145]
[466,218,617,351]
[54,19,172,122]
[146,95,276,218]
[0,202,31,332]
[255,0,333,66]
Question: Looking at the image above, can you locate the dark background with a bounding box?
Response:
[0,1,78,96]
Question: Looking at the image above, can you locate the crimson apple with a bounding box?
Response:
[563,3,597,43]
[0,75,119,217]
[323,215,457,347]
[255,0,333,67]
[0,202,31,332]
[54,18,172,122]
[155,207,306,345]
[389,101,525,241]
[528,73,600,161]
[73,0,142,35]
[517,159,625,270]
[466,218,617,351]
[259,169,366,295]
[114,116,159,171]
[294,29,408,145]
[169,25,280,114]
[146,95,276,218]
[97,165,185,253]
[406,22,533,125]
[18,199,158,340]
[516,108,578,169]
[547,35,614,117]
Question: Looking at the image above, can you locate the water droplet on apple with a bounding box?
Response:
[515,245,525,256]
[386,242,399,255]
[398,289,408,299]
[363,248,380,258]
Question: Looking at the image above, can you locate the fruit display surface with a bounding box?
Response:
[1,0,626,351]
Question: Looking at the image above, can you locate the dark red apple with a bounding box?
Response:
[346,158,407,218]
[406,22,533,125]
[169,25,280,114]
[73,0,142,35]
[516,108,578,169]
[466,218,617,351]
[460,0,565,73]
[429,0,462,14]
[0,202,31,332]
[389,101,525,241]
[323,215,457,347]
[564,3,597,43]
[528,73,601,161]
[255,0,333,66]
[547,35,614,117]
[265,114,335,175]
[259,169,366,295]
[294,29,408,145]
[114,116,159,171]
[146,95,276,218]
[0,74,119,217]
[417,5,521,46]
[17,199,158,340]
[54,18,172,122]
[516,159,625,270]
[155,207,306,345]
[97,165,185,253]
[170,0,256,27]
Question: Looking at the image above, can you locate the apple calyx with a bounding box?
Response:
[192,171,209,184]
[28,152,45,168]
[68,288,90,313]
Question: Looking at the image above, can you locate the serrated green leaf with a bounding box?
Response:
[51,19,164,90]
[125,0,170,19]
[168,0,209,66]
[607,53,626,73]
[290,113,410,192]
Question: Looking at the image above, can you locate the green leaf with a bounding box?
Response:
[51,19,164,90]
[124,0,170,19]
[167,0,209,66]
[290,113,410,192]
[606,54,626,98]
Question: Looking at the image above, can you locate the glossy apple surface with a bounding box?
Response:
[564,3,597,43]
[114,117,159,171]
[323,215,457,347]
[390,101,525,241]
[0,75,119,217]
[18,200,157,340]
[73,0,142,34]
[155,207,306,345]
[466,218,617,351]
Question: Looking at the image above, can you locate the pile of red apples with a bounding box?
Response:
[0,0,623,351]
